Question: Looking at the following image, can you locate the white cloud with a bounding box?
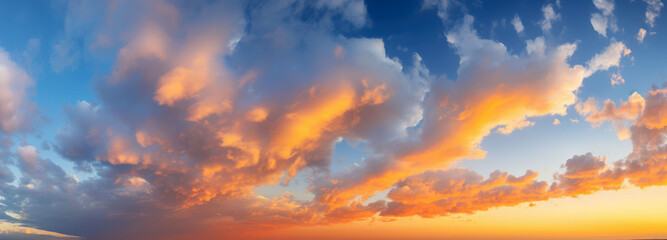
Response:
[511,14,524,34]
[539,4,561,33]
[591,13,609,36]
[644,0,664,28]
[585,41,631,77]
[590,0,618,37]
[594,0,615,16]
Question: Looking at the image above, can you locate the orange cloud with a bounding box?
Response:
[379,88,667,219]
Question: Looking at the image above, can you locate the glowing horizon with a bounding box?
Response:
[1,0,667,239]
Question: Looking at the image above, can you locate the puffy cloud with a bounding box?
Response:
[637,28,648,42]
[378,151,613,218]
[10,1,667,239]
[643,0,664,28]
[590,0,617,37]
[585,41,631,77]
[382,169,547,217]
[21,0,424,238]
[590,13,609,36]
[512,14,524,34]
[593,0,615,16]
[611,72,625,86]
[562,152,606,178]
[539,4,560,33]
[581,92,645,124]
[309,15,589,212]
[382,91,667,217]
[0,47,34,134]
[577,92,645,139]
[553,118,560,125]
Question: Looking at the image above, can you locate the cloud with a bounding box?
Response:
[611,72,625,86]
[643,0,664,28]
[578,92,645,124]
[585,41,631,77]
[511,14,524,34]
[637,28,648,43]
[539,4,560,33]
[422,0,450,22]
[577,92,644,140]
[590,0,618,37]
[11,0,426,238]
[309,14,590,213]
[591,13,609,36]
[593,0,615,16]
[381,169,547,217]
[7,1,667,239]
[382,87,667,216]
[0,47,34,134]
[553,118,560,125]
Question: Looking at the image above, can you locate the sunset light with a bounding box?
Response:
[1,0,667,239]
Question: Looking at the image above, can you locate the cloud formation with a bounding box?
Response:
[381,88,667,217]
[512,15,524,34]
[643,0,664,28]
[539,4,560,33]
[637,28,648,43]
[0,48,34,134]
[590,0,617,37]
[1,1,661,239]
[585,41,631,78]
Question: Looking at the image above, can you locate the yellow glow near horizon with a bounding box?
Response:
[245,185,667,240]
[0,221,80,239]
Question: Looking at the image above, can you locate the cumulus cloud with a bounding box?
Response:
[594,0,614,16]
[637,28,648,42]
[7,1,667,239]
[585,41,631,77]
[7,0,426,238]
[382,88,667,216]
[382,169,547,217]
[590,0,618,37]
[0,47,34,134]
[611,72,625,86]
[511,14,524,34]
[577,92,644,140]
[643,0,664,28]
[309,14,591,212]
[591,13,609,36]
[539,4,560,33]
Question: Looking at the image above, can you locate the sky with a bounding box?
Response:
[0,0,667,239]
